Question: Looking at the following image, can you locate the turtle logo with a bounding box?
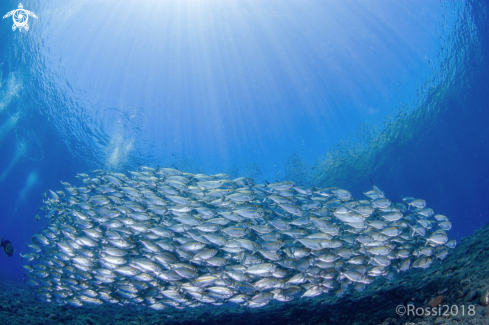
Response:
[3,3,38,32]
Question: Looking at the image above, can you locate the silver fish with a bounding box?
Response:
[25,168,454,310]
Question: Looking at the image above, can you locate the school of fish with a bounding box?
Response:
[22,167,456,310]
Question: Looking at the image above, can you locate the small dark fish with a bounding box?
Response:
[1,239,14,257]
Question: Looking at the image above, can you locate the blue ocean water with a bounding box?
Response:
[0,0,487,314]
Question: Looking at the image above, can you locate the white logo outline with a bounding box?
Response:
[3,3,38,32]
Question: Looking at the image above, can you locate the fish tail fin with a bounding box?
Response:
[237,252,244,266]
[219,271,226,280]
[406,223,416,237]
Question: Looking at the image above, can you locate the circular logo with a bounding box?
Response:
[13,9,28,27]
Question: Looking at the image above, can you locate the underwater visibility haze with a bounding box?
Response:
[0,0,488,324]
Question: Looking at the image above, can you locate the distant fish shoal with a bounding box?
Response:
[22,167,456,310]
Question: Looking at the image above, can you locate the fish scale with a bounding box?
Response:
[25,167,455,309]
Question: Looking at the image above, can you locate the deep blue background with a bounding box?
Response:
[0,0,487,283]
